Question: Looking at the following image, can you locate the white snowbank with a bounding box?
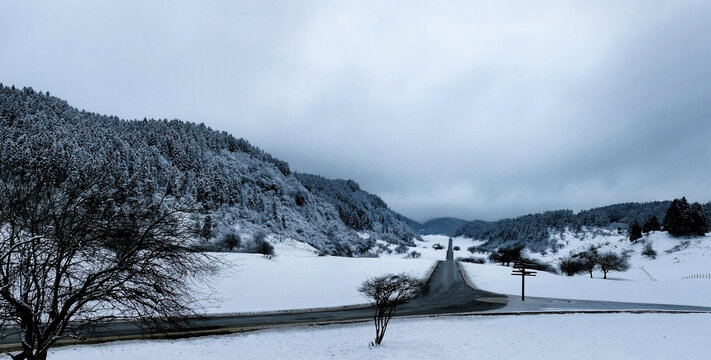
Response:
[48,313,711,360]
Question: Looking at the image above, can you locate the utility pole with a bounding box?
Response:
[510,262,537,301]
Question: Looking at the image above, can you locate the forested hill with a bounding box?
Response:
[295,173,421,244]
[455,201,711,252]
[0,85,417,255]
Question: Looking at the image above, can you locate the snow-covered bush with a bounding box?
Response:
[406,250,422,259]
[558,256,586,276]
[393,244,409,254]
[642,242,657,259]
[456,257,485,264]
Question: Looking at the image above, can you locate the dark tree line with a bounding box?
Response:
[488,246,557,273]
[456,210,576,252]
[455,200,710,252]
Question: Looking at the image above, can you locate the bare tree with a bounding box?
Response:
[577,247,599,278]
[0,154,216,360]
[597,251,630,279]
[358,273,423,346]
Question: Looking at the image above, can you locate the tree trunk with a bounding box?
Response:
[34,350,48,360]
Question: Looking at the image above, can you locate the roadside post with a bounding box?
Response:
[511,262,537,301]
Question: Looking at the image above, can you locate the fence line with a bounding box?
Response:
[681,274,711,280]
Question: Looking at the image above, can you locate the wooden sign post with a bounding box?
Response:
[511,262,537,301]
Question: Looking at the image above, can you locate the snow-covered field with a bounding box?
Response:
[199,239,436,314]
[49,313,711,359]
[199,231,711,314]
[380,234,485,261]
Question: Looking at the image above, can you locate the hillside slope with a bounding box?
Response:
[456,202,711,252]
[295,173,419,245]
[0,85,417,254]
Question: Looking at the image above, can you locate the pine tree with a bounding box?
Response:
[629,221,642,242]
[201,216,213,240]
[664,198,688,236]
[689,202,707,236]
[643,215,661,234]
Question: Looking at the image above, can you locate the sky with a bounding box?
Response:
[2,1,711,222]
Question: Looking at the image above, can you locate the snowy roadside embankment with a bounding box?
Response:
[49,313,711,360]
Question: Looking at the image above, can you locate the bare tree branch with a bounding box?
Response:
[0,151,218,360]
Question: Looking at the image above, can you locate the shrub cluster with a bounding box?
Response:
[456,257,485,264]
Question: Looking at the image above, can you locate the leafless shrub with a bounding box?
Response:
[358,273,424,346]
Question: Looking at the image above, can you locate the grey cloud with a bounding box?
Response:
[2,1,710,222]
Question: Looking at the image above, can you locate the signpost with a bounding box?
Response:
[510,262,537,301]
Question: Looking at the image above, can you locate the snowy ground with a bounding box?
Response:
[49,313,711,359]
[379,234,485,261]
[30,232,711,359]
[459,231,711,307]
[199,239,435,314]
[199,231,711,314]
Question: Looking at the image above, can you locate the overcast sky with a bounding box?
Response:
[2,1,711,222]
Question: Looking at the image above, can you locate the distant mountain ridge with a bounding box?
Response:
[0,85,418,255]
[416,217,468,236]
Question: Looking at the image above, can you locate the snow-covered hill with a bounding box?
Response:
[0,85,419,255]
[527,228,711,282]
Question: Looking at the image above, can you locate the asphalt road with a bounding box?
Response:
[2,247,710,349]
